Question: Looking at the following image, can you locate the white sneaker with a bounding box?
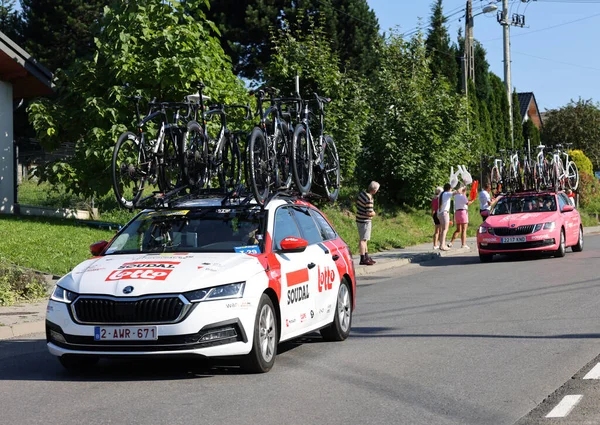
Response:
[447,243,453,248]
[461,245,470,250]
[433,245,440,250]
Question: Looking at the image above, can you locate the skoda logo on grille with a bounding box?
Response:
[123,286,134,294]
[511,224,516,227]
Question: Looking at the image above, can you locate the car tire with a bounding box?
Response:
[242,294,277,373]
[479,253,493,263]
[572,226,584,252]
[58,355,99,372]
[320,279,352,342]
[554,229,566,258]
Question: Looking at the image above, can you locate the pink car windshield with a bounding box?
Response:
[492,194,556,215]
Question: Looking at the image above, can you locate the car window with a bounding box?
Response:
[491,194,556,215]
[309,209,337,241]
[273,207,301,250]
[557,194,567,211]
[291,207,323,245]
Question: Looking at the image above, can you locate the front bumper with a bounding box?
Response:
[477,233,557,254]
[45,297,257,358]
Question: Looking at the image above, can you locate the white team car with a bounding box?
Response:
[46,195,356,373]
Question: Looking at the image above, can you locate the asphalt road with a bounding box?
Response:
[2,237,600,425]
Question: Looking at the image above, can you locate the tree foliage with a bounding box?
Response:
[0,0,20,42]
[204,0,380,80]
[265,16,369,183]
[569,149,593,176]
[425,0,458,89]
[361,32,473,206]
[20,0,112,72]
[542,98,600,170]
[27,0,245,199]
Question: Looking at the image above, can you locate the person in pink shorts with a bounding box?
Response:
[448,184,474,249]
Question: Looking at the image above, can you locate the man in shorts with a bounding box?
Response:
[356,181,380,265]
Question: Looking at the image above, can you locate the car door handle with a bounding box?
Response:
[307,262,316,269]
[332,255,340,261]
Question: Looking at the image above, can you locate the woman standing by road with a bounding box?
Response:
[432,186,443,249]
[448,185,474,249]
[437,183,455,251]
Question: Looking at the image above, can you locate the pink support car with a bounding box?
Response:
[477,191,583,263]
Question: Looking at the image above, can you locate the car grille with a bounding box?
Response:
[72,296,187,324]
[490,225,535,236]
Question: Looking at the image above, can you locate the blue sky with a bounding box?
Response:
[366,0,600,112]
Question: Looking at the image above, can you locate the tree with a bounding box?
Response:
[425,0,459,89]
[265,16,369,182]
[27,0,245,199]
[0,0,20,42]
[204,0,380,80]
[361,31,474,206]
[542,98,600,170]
[512,90,524,150]
[20,0,112,72]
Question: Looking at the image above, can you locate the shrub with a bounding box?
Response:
[0,259,49,306]
[577,172,600,208]
[569,149,594,177]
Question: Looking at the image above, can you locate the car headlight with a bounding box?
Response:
[50,286,78,303]
[478,226,488,234]
[533,223,543,232]
[184,282,245,303]
[543,222,556,230]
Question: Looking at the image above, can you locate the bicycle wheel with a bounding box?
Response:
[320,135,340,202]
[550,162,559,191]
[112,131,147,209]
[182,121,208,189]
[218,134,242,192]
[291,124,312,195]
[158,131,182,193]
[247,127,270,203]
[274,122,292,190]
[490,166,501,194]
[566,161,579,190]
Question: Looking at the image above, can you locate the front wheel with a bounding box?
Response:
[274,122,292,190]
[319,135,341,202]
[291,125,313,195]
[566,161,579,190]
[158,131,183,193]
[112,131,146,209]
[247,127,270,204]
[572,226,584,252]
[242,294,277,373]
[320,279,352,341]
[554,229,566,258]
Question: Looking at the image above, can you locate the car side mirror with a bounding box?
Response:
[561,205,574,213]
[279,236,308,253]
[90,240,109,256]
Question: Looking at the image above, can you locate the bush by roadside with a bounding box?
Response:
[0,259,49,306]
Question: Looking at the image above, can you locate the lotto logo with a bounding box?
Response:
[105,261,179,281]
[318,265,335,292]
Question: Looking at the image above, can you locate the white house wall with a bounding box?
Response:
[0,80,14,213]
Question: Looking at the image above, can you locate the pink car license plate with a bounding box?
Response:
[501,236,526,243]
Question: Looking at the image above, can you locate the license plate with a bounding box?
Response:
[501,236,526,243]
[94,326,158,341]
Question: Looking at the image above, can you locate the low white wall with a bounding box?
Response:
[18,204,98,220]
[0,80,14,214]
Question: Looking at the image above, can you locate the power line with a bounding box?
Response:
[481,11,600,41]
[313,0,379,29]
[511,50,600,71]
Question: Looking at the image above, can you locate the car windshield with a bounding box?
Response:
[491,194,556,215]
[105,207,266,254]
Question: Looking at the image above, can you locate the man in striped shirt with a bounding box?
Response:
[356,181,380,265]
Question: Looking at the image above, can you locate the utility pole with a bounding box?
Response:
[501,0,514,149]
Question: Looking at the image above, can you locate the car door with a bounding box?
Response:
[558,193,579,245]
[272,206,317,338]
[291,206,340,329]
